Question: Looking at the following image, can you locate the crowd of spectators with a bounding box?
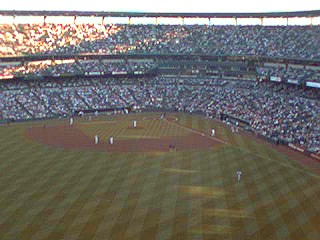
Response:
[1,23,319,60]
[0,21,318,155]
[0,76,319,154]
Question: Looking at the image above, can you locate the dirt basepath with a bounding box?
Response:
[25,125,221,153]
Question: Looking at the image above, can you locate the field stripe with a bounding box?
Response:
[0,113,319,240]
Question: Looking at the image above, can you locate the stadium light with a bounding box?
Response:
[262,17,288,26]
[237,18,261,26]
[183,17,209,25]
[157,17,183,25]
[210,18,236,25]
[288,17,312,25]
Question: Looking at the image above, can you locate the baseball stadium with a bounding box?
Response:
[0,1,320,239]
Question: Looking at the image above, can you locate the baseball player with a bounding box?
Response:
[109,136,114,144]
[69,117,74,126]
[211,128,215,136]
[94,135,99,144]
[236,170,242,182]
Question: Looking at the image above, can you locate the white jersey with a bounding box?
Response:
[236,171,242,181]
[211,128,215,136]
[94,135,99,144]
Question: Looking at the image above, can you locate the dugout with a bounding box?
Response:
[220,113,250,127]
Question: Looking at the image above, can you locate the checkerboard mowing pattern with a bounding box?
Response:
[0,113,319,240]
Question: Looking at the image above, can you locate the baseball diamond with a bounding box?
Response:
[0,7,320,240]
[25,114,223,152]
[0,112,319,240]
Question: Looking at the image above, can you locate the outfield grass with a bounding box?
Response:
[0,112,319,240]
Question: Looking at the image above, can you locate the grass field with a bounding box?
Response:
[0,112,319,240]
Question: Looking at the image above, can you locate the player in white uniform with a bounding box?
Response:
[133,120,137,128]
[109,136,114,144]
[236,170,242,182]
[69,117,74,126]
[211,128,215,136]
[94,135,99,144]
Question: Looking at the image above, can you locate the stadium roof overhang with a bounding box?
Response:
[0,10,320,18]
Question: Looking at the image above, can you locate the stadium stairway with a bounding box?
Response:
[28,89,55,117]
[15,98,33,118]
[56,93,73,113]
[90,87,106,106]
[252,26,265,41]
[127,88,142,105]
[74,90,91,110]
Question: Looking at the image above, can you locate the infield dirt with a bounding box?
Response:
[25,124,222,152]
